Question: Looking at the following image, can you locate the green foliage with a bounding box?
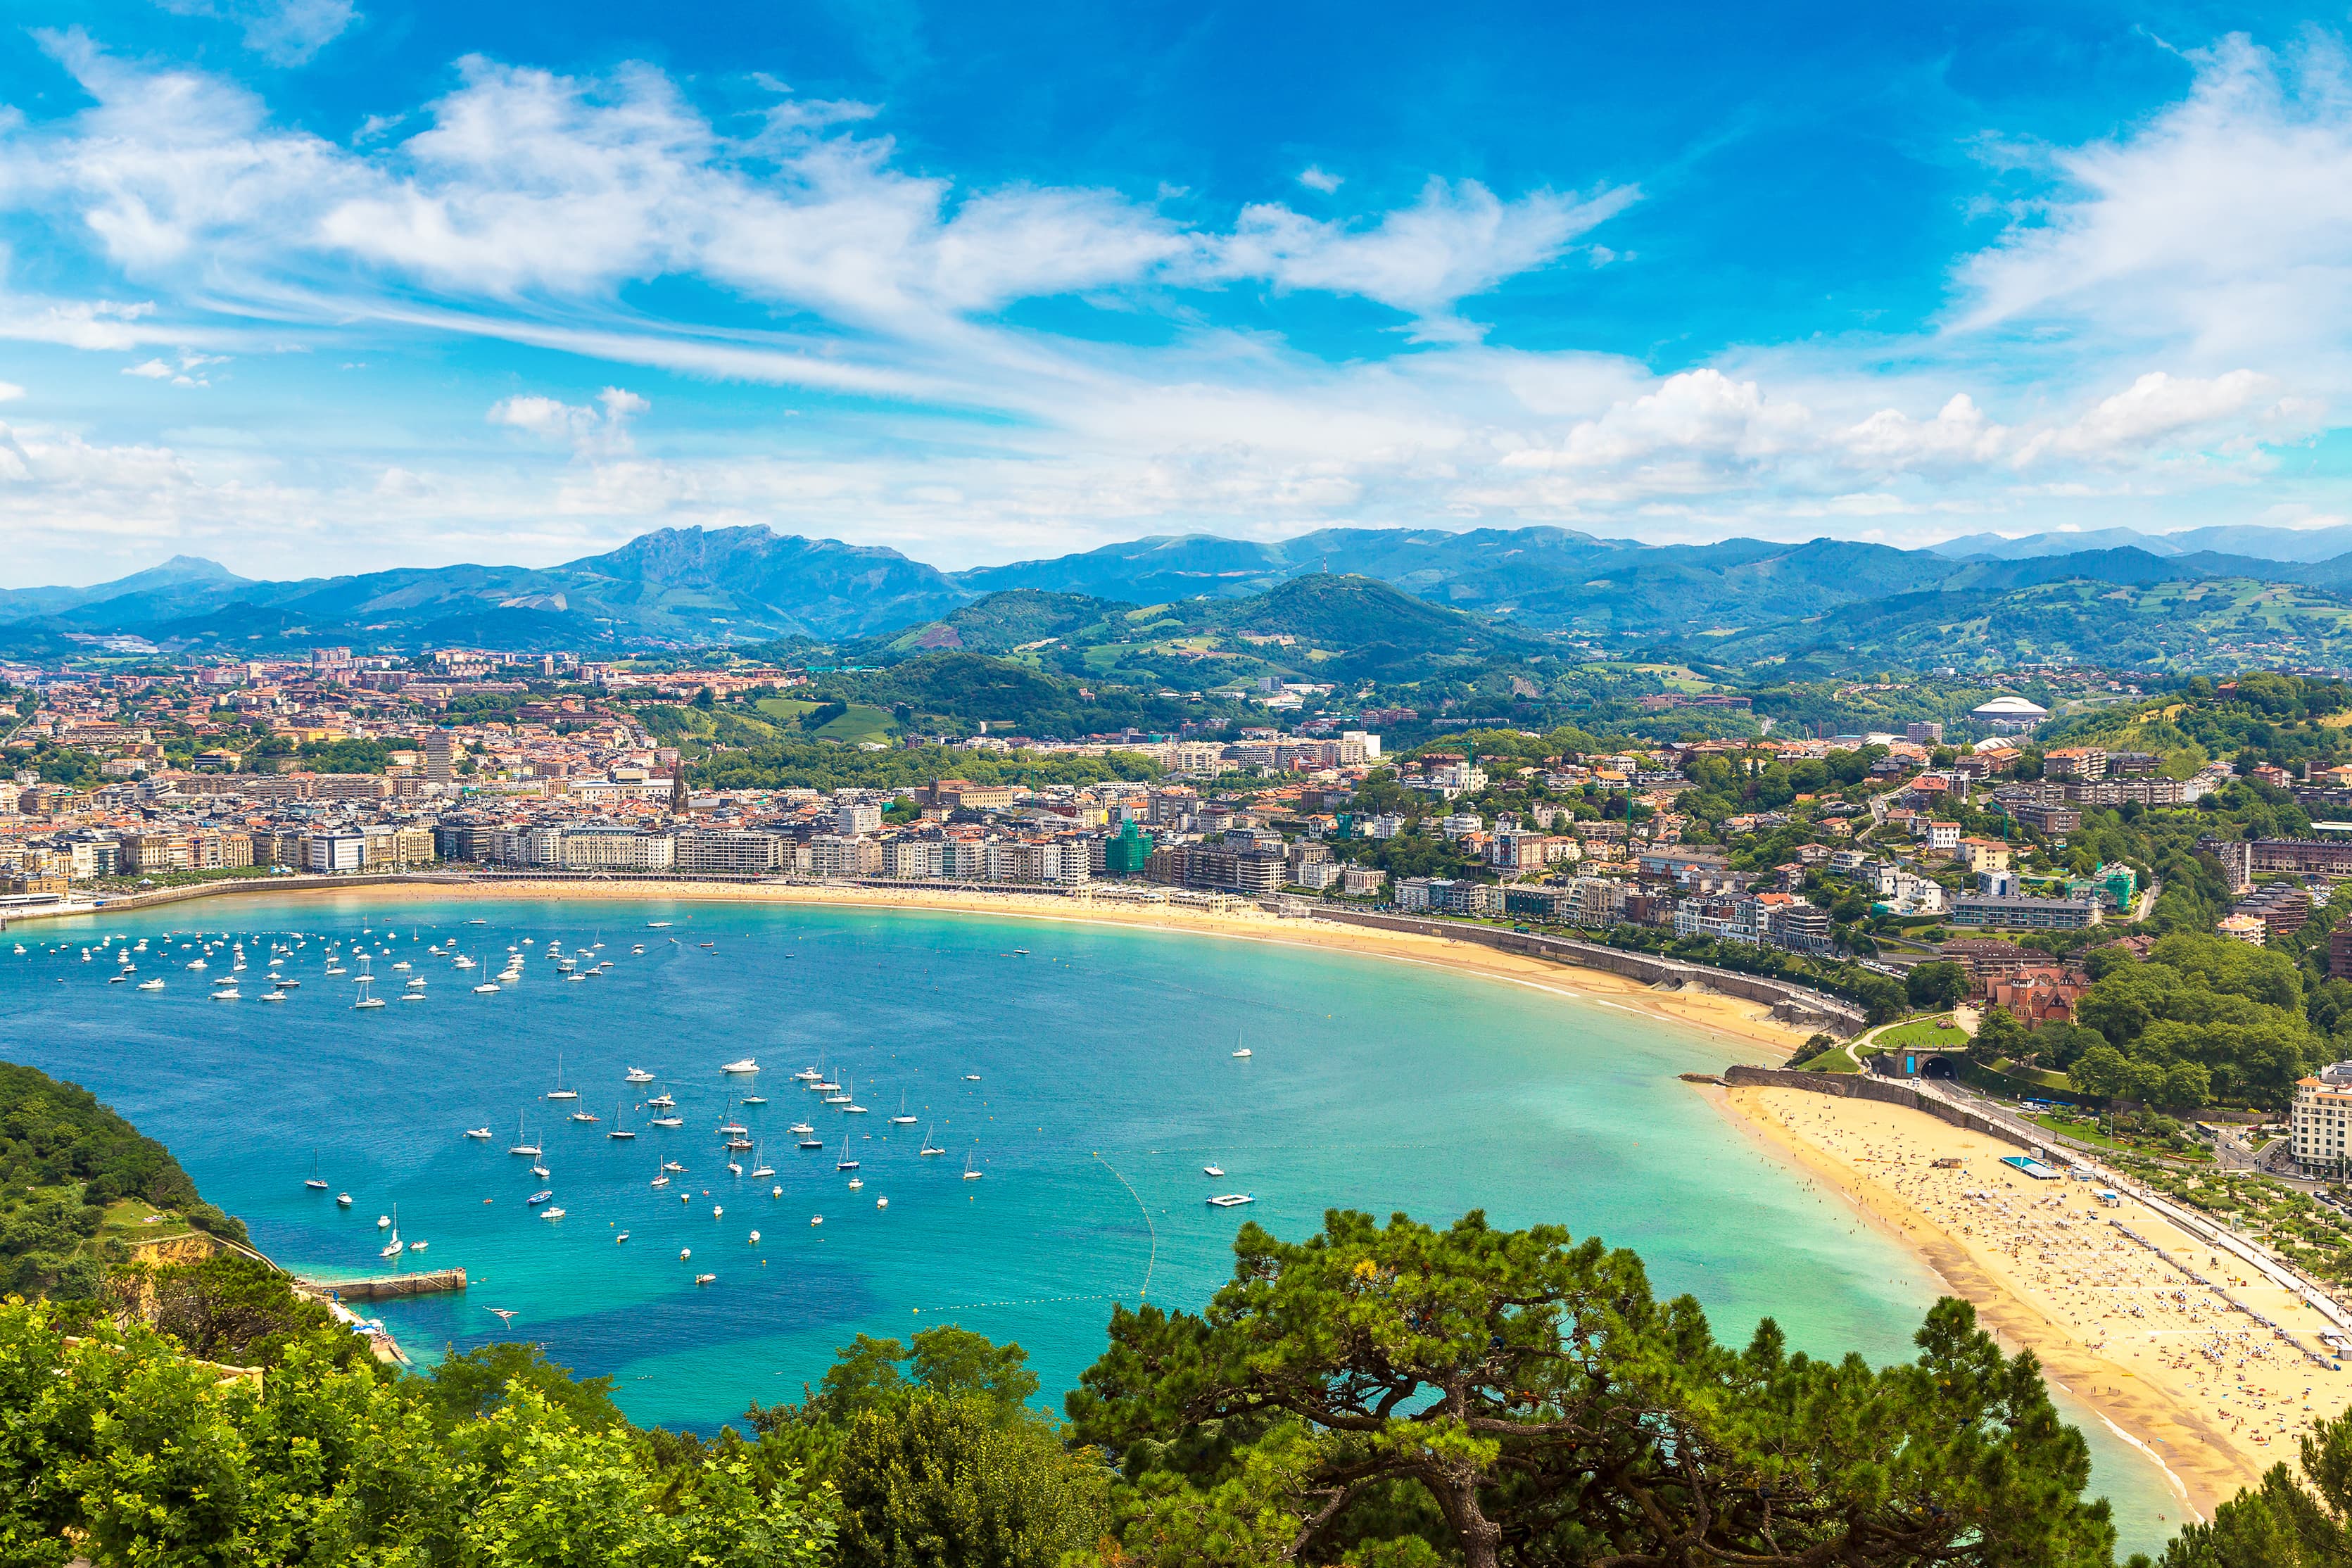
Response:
[836,1393,1112,1568]
[426,1340,627,1431]
[1070,1208,2118,1568]
[1907,960,1969,1011]
[0,1060,244,1293]
[106,1252,363,1370]
[2073,932,2318,1108]
[293,736,395,774]
[2160,1408,2352,1566]
[692,735,1158,792]
[0,1297,836,1568]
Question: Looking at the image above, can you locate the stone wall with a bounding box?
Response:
[1720,1064,2032,1149]
[1310,909,1870,1035]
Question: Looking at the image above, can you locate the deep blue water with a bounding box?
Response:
[0,892,2179,1554]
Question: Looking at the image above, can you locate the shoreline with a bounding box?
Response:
[30,875,1821,1056]
[1710,1083,2352,1523]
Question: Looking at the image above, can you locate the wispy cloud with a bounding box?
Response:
[0,27,2346,577]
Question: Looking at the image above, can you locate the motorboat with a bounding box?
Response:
[407,1239,428,1251]
[526,1189,553,1206]
[211,988,239,1001]
[694,1272,715,1285]
[720,1058,759,1075]
[473,983,500,994]
[336,1192,351,1207]
[789,1123,815,1137]
[663,1160,685,1172]
[137,979,164,991]
[626,1068,655,1084]
[464,1127,492,1139]
[541,1207,566,1220]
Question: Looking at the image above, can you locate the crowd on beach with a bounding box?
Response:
[1734,1088,2352,1511]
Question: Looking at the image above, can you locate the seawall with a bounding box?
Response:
[1310,910,1871,1035]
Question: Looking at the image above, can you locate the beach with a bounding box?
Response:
[1716,1085,2352,1522]
[53,875,1822,1056]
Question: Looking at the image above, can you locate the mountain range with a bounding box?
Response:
[18,522,2352,674]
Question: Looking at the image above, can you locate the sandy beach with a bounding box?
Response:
[87,875,1821,1056]
[1716,1085,2352,1522]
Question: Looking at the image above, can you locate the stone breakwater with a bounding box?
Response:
[1310,910,1870,1035]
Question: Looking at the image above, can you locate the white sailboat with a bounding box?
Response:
[379,1205,403,1258]
[962,1151,985,1180]
[607,1104,636,1139]
[304,1151,329,1191]
[545,1052,578,1100]
[920,1123,945,1156]
[890,1092,918,1125]
[508,1113,541,1157]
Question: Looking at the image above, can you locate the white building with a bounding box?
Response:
[837,800,885,835]
[2295,1063,2352,1175]
[304,833,367,873]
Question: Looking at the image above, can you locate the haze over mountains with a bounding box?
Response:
[15,522,2352,670]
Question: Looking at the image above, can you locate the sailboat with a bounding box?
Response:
[890,1093,918,1125]
[652,1156,670,1189]
[545,1054,578,1101]
[508,1113,541,1157]
[1232,1028,1251,1059]
[920,1124,945,1156]
[750,1144,773,1178]
[607,1104,636,1139]
[353,973,384,1009]
[379,1206,403,1258]
[835,1148,859,1171]
[962,1151,985,1180]
[304,1151,329,1190]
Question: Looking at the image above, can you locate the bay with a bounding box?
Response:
[1,891,2182,1556]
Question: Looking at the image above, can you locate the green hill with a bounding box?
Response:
[0,1060,246,1296]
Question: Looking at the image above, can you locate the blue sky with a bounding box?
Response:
[1,0,2348,583]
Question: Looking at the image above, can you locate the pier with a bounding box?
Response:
[305,1267,468,1301]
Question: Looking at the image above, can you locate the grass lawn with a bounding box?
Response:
[1875,1016,1971,1051]
[753,697,899,745]
[99,1196,195,1247]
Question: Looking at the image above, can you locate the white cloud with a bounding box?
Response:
[1296,165,1343,194]
[6,28,2352,576]
[151,0,358,67]
[488,386,647,455]
[1210,177,1638,338]
[1954,33,2352,374]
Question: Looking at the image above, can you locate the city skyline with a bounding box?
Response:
[2,1,2348,584]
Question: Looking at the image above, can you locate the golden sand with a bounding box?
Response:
[1716,1085,2352,1522]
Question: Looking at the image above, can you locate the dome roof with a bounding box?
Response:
[1969,695,2049,720]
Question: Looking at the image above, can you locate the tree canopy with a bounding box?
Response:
[1068,1207,2118,1568]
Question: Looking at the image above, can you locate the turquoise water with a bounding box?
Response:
[2,893,2180,1555]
